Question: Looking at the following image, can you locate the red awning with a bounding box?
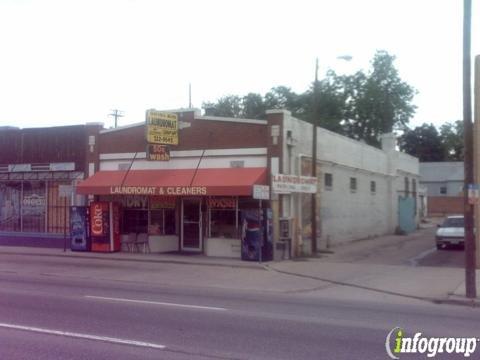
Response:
[76,167,267,196]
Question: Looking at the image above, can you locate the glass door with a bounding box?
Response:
[181,198,202,252]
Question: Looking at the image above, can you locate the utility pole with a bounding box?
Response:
[189,83,192,108]
[475,55,480,270]
[109,109,124,128]
[311,58,319,255]
[463,0,476,299]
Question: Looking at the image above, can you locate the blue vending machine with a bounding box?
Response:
[70,206,91,251]
[240,208,273,262]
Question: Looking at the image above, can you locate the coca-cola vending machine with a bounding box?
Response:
[90,201,121,252]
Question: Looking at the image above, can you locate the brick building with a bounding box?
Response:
[0,109,420,259]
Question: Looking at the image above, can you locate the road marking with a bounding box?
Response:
[84,295,228,311]
[0,322,166,349]
[408,247,437,267]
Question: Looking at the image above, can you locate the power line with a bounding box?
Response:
[109,109,124,128]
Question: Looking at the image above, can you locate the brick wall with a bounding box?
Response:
[427,196,464,215]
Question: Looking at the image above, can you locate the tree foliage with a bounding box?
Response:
[439,120,464,161]
[202,50,417,147]
[398,123,446,161]
[343,51,417,146]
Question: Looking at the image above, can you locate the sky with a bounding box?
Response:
[0,0,478,130]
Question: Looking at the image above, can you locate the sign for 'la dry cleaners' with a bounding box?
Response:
[146,110,178,145]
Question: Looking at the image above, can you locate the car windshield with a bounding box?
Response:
[442,218,464,227]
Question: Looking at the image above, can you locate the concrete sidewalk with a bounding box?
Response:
[0,245,264,270]
[0,238,479,307]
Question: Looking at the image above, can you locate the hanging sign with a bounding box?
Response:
[253,185,270,200]
[146,110,178,145]
[150,196,176,209]
[272,174,317,194]
[207,197,237,209]
[147,144,170,161]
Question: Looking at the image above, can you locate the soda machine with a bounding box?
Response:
[70,206,91,251]
[90,201,121,252]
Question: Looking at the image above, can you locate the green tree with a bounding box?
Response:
[202,95,242,117]
[309,70,348,134]
[344,50,417,146]
[398,123,446,161]
[264,86,303,117]
[242,93,265,119]
[439,120,464,161]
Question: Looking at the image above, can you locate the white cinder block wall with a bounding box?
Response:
[281,112,420,251]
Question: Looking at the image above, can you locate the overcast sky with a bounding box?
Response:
[0,0,478,130]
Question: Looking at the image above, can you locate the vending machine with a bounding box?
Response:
[240,208,273,262]
[90,201,121,252]
[70,206,91,251]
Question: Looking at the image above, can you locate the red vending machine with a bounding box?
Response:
[90,201,121,252]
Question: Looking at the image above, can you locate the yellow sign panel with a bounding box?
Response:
[146,110,178,145]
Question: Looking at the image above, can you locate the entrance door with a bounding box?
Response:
[181,198,202,252]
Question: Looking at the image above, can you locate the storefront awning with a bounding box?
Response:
[76,167,267,196]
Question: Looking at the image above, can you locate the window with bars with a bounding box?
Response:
[350,177,357,192]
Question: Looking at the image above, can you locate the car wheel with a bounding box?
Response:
[436,244,443,250]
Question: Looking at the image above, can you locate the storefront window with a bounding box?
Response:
[123,209,148,234]
[149,197,176,235]
[47,182,71,234]
[0,182,21,232]
[208,197,238,239]
[22,181,46,233]
[0,180,72,235]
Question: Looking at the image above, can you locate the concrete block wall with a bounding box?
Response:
[280,114,420,249]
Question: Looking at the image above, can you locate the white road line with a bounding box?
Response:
[0,322,166,349]
[408,247,437,267]
[84,295,228,311]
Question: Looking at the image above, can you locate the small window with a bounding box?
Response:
[405,177,409,195]
[350,177,357,192]
[440,186,447,195]
[370,181,376,193]
[324,173,333,190]
[412,179,417,194]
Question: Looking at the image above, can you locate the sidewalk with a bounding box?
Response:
[0,245,264,270]
[0,233,479,307]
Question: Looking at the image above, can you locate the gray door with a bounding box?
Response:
[398,196,416,234]
[181,198,202,251]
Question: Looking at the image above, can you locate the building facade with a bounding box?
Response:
[419,162,464,197]
[0,109,420,258]
[0,124,101,247]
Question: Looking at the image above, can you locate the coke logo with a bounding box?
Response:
[91,204,103,236]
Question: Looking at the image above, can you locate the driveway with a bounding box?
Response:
[321,221,465,268]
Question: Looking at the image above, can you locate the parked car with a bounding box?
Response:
[435,215,464,250]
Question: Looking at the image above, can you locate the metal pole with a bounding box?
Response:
[475,55,480,269]
[463,0,476,299]
[63,195,67,252]
[311,58,319,255]
[259,199,262,264]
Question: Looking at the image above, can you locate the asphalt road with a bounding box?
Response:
[1,269,479,360]
[325,226,466,268]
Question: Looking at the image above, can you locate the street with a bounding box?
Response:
[322,224,465,268]
[0,268,479,360]
[0,223,479,359]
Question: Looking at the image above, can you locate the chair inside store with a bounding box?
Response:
[120,233,137,252]
[135,233,150,254]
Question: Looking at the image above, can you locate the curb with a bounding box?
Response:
[266,265,480,307]
[0,250,267,271]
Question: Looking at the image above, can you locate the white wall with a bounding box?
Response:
[319,164,390,246]
[281,114,420,250]
[98,148,268,171]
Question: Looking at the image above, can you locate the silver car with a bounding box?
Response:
[435,215,464,249]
